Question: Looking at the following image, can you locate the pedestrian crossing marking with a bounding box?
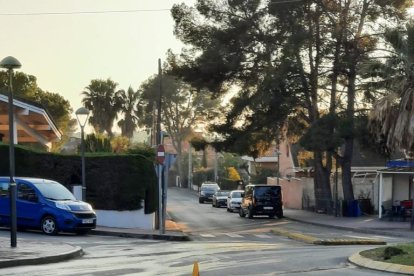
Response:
[200,234,215,238]
[198,233,275,239]
[254,234,271,238]
[225,233,243,238]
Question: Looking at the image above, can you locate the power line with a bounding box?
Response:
[0,0,305,16]
[0,8,171,16]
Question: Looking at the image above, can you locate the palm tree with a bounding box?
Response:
[118,86,140,138]
[367,23,414,155]
[82,78,123,137]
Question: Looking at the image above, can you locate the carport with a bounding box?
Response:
[377,160,414,219]
[0,94,61,151]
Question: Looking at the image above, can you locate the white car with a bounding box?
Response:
[227,190,244,212]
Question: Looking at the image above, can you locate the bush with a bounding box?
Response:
[0,143,157,212]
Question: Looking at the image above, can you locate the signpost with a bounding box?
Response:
[157,144,165,234]
[157,144,165,165]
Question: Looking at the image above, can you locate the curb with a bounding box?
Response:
[90,229,191,242]
[284,215,407,238]
[0,246,83,269]
[270,227,386,245]
[349,251,414,275]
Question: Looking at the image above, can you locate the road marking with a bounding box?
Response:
[200,234,215,238]
[255,234,271,239]
[372,235,397,240]
[225,233,243,238]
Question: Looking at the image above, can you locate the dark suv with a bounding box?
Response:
[239,184,283,219]
[198,182,220,203]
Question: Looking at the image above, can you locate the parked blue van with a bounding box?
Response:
[0,177,96,235]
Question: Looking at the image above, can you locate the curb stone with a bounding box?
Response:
[270,227,385,245]
[349,251,414,275]
[0,246,83,269]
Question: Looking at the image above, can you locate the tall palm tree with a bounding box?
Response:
[118,86,140,138]
[82,78,123,137]
[367,23,414,155]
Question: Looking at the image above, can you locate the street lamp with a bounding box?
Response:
[0,56,21,248]
[75,107,90,201]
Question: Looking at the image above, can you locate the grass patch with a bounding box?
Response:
[360,243,414,266]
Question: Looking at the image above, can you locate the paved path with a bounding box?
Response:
[0,207,413,275]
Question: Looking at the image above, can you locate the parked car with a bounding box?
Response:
[212,190,230,208]
[198,182,220,203]
[227,190,244,212]
[0,177,96,235]
[239,184,283,219]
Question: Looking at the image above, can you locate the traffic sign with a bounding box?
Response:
[156,144,165,164]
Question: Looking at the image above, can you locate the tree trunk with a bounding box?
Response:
[313,151,332,212]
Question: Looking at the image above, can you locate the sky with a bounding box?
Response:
[0,0,195,116]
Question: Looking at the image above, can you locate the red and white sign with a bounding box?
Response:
[156,144,165,164]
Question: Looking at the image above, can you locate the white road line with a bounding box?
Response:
[372,235,397,240]
[255,234,271,239]
[225,233,243,238]
[200,234,215,238]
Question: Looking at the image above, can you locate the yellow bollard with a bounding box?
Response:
[192,261,199,276]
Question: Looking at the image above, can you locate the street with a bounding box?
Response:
[0,187,409,275]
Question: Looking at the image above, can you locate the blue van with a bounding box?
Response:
[0,177,96,235]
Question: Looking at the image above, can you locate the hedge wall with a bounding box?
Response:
[0,144,157,213]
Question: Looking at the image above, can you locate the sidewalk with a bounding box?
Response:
[283,208,414,239]
[0,217,188,269]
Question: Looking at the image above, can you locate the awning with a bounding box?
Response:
[0,94,61,149]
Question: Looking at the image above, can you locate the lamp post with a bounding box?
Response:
[0,56,21,248]
[75,107,90,201]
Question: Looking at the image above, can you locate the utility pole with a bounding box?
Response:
[156,58,164,234]
[188,145,192,190]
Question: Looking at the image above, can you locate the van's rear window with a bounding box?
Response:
[254,186,280,197]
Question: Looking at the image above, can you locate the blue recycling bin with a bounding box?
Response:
[349,200,361,217]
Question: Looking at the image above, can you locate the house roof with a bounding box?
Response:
[0,93,61,145]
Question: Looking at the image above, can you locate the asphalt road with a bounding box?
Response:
[0,187,407,275]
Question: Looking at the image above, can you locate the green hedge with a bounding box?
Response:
[0,144,157,213]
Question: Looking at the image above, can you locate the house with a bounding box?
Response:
[0,94,61,151]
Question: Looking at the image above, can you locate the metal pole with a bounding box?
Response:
[158,164,163,234]
[156,58,162,145]
[335,160,338,217]
[81,125,86,201]
[8,68,17,248]
[411,176,414,230]
[162,164,166,234]
[188,145,192,190]
[155,58,163,231]
[214,150,218,183]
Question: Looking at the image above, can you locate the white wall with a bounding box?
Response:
[95,208,155,230]
[393,174,410,203]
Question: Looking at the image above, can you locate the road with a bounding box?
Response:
[0,187,408,275]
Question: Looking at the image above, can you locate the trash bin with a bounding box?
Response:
[348,200,361,217]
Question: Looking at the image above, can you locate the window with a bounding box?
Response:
[0,182,9,197]
[17,183,37,202]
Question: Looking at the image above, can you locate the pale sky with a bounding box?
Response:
[0,0,195,116]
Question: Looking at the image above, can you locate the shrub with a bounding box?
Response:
[0,144,157,212]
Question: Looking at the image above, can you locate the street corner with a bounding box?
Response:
[270,227,318,244]
[349,251,414,275]
[0,238,83,269]
[270,227,386,246]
